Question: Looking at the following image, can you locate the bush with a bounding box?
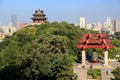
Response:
[87,69,101,79]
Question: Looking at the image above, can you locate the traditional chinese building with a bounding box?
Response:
[31,9,47,24]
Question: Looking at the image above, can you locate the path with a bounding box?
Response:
[74,61,118,80]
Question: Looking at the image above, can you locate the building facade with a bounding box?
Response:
[112,18,119,33]
[11,15,17,27]
[106,17,111,27]
[80,17,85,28]
[17,22,25,30]
[31,9,47,24]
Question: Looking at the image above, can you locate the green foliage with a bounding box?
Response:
[114,32,120,39]
[112,67,120,80]
[29,35,69,54]
[0,21,97,80]
[0,64,22,80]
[108,39,120,59]
[111,39,120,48]
[87,69,101,79]
[0,21,120,80]
[0,36,12,51]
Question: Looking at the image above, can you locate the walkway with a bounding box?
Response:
[75,67,87,80]
[101,69,115,80]
[74,61,118,80]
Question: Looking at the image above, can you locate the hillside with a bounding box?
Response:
[0,21,101,80]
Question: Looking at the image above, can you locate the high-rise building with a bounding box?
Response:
[103,22,109,31]
[119,22,120,32]
[106,17,111,26]
[112,18,119,33]
[80,17,85,28]
[11,15,17,27]
[106,17,112,31]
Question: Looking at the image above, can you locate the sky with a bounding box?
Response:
[0,0,120,25]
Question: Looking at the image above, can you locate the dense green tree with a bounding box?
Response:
[22,35,74,80]
[0,40,21,67]
[29,35,70,54]
[0,21,99,80]
[111,39,120,48]
[108,39,120,59]
[112,67,120,80]
[114,32,120,39]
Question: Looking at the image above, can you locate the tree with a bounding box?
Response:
[112,67,120,80]
[22,35,74,80]
[0,21,98,80]
[108,39,120,59]
[114,32,120,39]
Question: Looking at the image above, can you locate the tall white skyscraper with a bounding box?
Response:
[106,17,111,26]
[106,17,112,32]
[80,17,85,28]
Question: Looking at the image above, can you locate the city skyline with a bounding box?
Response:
[0,0,120,25]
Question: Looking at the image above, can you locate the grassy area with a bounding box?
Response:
[87,69,102,80]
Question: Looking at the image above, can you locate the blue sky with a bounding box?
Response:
[0,0,120,25]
